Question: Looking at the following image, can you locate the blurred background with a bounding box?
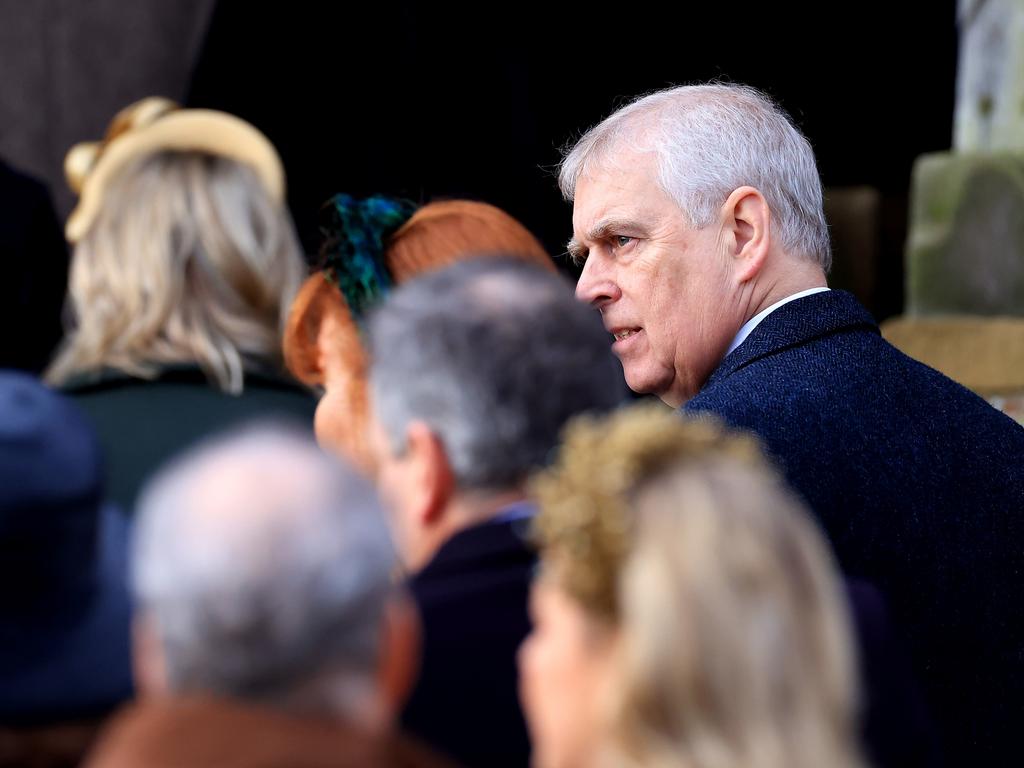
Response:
[0,0,957,325]
[18,0,1024,415]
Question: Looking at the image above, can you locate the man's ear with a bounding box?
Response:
[403,420,456,527]
[132,612,170,697]
[720,185,771,283]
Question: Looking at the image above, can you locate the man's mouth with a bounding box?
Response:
[611,327,642,342]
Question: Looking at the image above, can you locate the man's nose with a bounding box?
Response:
[575,256,621,309]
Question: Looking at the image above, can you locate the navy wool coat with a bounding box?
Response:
[685,290,1024,765]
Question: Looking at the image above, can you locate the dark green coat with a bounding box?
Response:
[62,366,318,513]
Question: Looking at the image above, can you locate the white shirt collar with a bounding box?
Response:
[726,287,830,356]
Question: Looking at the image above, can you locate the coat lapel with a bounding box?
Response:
[704,290,880,388]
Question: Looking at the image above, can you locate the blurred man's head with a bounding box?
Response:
[132,425,416,730]
[367,258,626,571]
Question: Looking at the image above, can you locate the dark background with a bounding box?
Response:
[0,0,959,372]
[187,0,958,321]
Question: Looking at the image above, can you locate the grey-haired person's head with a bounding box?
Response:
[132,424,399,719]
[560,83,830,270]
[368,257,627,493]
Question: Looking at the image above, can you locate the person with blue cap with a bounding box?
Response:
[0,371,132,766]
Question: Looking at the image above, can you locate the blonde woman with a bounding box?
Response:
[47,98,312,512]
[519,406,868,768]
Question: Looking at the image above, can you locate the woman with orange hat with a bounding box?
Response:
[284,193,556,471]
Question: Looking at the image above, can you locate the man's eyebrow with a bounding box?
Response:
[585,217,648,242]
[566,238,586,261]
[566,218,650,264]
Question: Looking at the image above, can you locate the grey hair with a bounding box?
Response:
[132,423,395,715]
[369,258,627,491]
[559,83,831,271]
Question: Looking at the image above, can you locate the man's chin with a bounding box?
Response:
[624,370,665,397]
[624,370,688,408]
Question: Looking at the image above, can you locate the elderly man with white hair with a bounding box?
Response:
[84,425,448,768]
[561,83,1024,766]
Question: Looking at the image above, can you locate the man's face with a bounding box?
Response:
[571,153,742,406]
[518,577,618,768]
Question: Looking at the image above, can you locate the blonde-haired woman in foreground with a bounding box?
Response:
[520,405,867,768]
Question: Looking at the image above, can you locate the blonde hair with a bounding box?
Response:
[47,152,305,394]
[531,406,865,768]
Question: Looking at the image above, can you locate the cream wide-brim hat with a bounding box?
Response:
[64,96,285,243]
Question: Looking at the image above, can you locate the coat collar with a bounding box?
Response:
[704,289,879,389]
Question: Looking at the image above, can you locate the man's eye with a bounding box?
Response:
[615,236,633,248]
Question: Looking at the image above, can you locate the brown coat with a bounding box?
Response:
[84,697,455,768]
[0,720,103,768]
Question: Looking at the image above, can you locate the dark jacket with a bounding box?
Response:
[685,289,1024,765]
[402,510,535,768]
[62,365,317,512]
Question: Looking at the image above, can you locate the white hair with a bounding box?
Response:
[132,424,395,717]
[559,84,831,271]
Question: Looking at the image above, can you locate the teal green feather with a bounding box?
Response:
[320,194,418,324]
